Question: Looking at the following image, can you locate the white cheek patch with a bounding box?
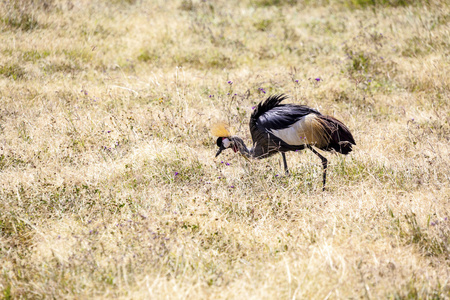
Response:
[222,138,231,148]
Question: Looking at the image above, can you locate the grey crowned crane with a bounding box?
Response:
[213,94,356,190]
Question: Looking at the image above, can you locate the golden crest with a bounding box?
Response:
[211,122,231,137]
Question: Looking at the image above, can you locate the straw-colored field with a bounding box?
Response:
[1,0,449,298]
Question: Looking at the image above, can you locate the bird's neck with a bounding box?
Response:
[231,136,252,158]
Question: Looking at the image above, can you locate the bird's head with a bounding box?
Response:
[211,123,238,157]
[215,137,238,157]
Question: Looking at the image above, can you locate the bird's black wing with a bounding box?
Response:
[255,104,320,131]
[250,94,289,124]
[249,94,321,156]
[250,94,321,137]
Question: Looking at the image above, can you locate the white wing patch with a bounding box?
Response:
[269,114,325,146]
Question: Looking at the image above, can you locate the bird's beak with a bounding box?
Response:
[215,147,224,157]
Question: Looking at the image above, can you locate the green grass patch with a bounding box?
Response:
[0,63,25,80]
[137,49,159,63]
[62,49,94,63]
[21,49,51,62]
[388,209,450,258]
[151,155,207,185]
[253,19,273,31]
[1,12,38,31]
[42,61,83,74]
[250,0,298,7]
[174,49,234,69]
[344,0,427,8]
[332,156,418,189]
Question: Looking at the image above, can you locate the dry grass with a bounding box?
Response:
[1,0,449,298]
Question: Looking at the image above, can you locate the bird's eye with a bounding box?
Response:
[222,138,231,148]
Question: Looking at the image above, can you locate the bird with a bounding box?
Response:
[213,94,356,191]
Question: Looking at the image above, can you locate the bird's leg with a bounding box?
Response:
[281,152,289,175]
[307,145,328,191]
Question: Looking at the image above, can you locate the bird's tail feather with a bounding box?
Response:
[317,115,356,154]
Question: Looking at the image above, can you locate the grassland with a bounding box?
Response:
[0,0,449,298]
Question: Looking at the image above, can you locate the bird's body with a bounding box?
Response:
[214,94,356,190]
